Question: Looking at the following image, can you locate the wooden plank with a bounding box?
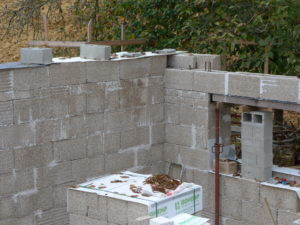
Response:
[28,39,147,48]
[88,39,147,46]
[212,94,300,112]
[28,40,85,47]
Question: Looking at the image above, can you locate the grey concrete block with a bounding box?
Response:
[13,67,50,91]
[86,83,105,113]
[164,103,180,124]
[151,123,165,145]
[167,54,196,69]
[54,138,86,162]
[278,210,300,225]
[80,44,111,60]
[105,151,135,173]
[147,104,164,124]
[14,143,53,170]
[70,213,107,225]
[121,128,137,149]
[148,85,164,104]
[194,54,221,70]
[86,61,120,82]
[88,156,105,178]
[120,57,151,79]
[35,207,69,225]
[228,73,260,98]
[104,132,121,154]
[0,101,13,126]
[0,215,34,225]
[136,126,150,146]
[221,197,242,220]
[0,124,35,150]
[86,113,104,134]
[0,197,15,219]
[179,147,209,170]
[0,150,14,174]
[108,197,128,224]
[36,161,72,187]
[150,55,167,76]
[164,69,194,90]
[260,185,299,212]
[193,70,225,94]
[69,94,86,116]
[165,124,192,147]
[260,75,298,103]
[128,202,149,223]
[20,48,52,65]
[104,111,133,130]
[87,134,103,158]
[49,62,86,86]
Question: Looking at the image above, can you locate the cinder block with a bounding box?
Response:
[13,67,50,91]
[86,113,104,134]
[70,214,107,225]
[105,151,135,173]
[222,197,242,220]
[0,197,15,219]
[86,61,120,82]
[193,71,225,94]
[128,202,149,223]
[151,123,165,144]
[0,101,13,126]
[165,124,192,147]
[278,210,300,225]
[167,54,196,69]
[69,94,86,116]
[148,85,164,104]
[179,147,209,170]
[194,54,221,70]
[120,57,151,79]
[228,73,260,98]
[14,143,53,170]
[163,143,180,164]
[260,75,298,103]
[121,128,137,149]
[104,111,133,130]
[88,156,105,178]
[147,104,164,124]
[80,44,111,60]
[164,103,180,124]
[164,69,194,90]
[53,138,86,162]
[71,158,89,180]
[136,126,150,145]
[87,134,103,158]
[260,185,299,212]
[35,207,69,225]
[49,62,86,86]
[104,132,121,154]
[0,124,35,150]
[107,197,128,224]
[86,83,105,113]
[0,150,14,174]
[20,48,52,65]
[150,55,167,76]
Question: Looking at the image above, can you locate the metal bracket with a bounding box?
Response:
[212,143,224,154]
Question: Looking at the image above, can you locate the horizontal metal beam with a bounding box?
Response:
[212,94,300,112]
[28,39,147,48]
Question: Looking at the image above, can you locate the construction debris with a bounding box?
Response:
[144,174,182,194]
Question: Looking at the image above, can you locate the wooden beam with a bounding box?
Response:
[28,39,147,48]
[89,39,147,46]
[28,40,85,47]
[212,94,300,112]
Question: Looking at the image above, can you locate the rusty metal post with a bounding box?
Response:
[214,102,221,225]
[121,23,125,51]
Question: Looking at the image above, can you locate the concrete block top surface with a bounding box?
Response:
[150,217,174,225]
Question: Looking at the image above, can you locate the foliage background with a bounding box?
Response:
[0,0,299,75]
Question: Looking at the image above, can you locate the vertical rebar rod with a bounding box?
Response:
[215,102,220,225]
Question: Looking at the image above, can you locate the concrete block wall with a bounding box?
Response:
[0,55,166,225]
[1,52,300,225]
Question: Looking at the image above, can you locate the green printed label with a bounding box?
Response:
[174,194,199,212]
[149,206,167,217]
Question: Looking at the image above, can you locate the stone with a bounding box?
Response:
[20,48,52,65]
[167,54,196,69]
[164,69,194,90]
[80,44,111,60]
